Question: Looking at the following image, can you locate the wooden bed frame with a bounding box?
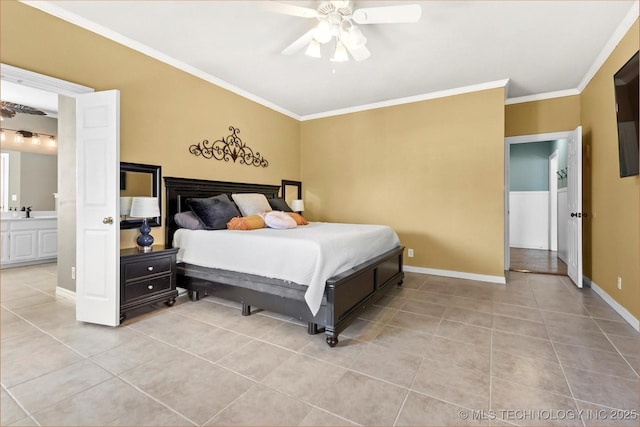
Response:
[164,177,404,347]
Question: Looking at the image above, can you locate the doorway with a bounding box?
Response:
[504,132,570,275]
[1,63,93,294]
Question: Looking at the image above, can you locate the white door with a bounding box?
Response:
[76,90,120,326]
[566,126,583,288]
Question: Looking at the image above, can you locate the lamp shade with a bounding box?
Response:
[291,199,305,212]
[119,197,132,216]
[129,197,160,218]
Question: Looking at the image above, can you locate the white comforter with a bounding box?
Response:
[173,222,400,315]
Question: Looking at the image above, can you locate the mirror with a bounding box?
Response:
[0,95,59,212]
[1,150,57,211]
[281,179,302,209]
[120,162,161,229]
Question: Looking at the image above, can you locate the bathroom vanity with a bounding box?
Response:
[1,212,57,268]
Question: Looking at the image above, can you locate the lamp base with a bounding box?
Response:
[136,218,154,253]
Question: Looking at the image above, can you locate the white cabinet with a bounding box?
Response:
[38,230,58,258]
[9,230,37,261]
[1,231,9,263]
[1,218,57,268]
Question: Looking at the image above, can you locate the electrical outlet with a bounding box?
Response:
[617,277,622,290]
[408,249,414,258]
[71,267,76,280]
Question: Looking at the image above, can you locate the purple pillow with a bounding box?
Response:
[174,211,205,230]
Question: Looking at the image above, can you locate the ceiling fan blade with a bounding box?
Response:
[352,4,422,24]
[282,28,316,55]
[263,1,319,18]
[345,44,371,61]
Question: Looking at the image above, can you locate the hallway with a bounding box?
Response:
[510,247,568,276]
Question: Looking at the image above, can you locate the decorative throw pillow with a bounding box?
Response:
[286,212,308,225]
[268,197,293,212]
[231,193,273,216]
[174,211,205,230]
[186,194,241,230]
[264,210,297,229]
[227,215,266,230]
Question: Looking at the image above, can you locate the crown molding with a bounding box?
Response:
[578,1,639,93]
[0,63,93,96]
[505,88,581,105]
[300,79,511,121]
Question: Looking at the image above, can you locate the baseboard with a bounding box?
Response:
[56,286,76,301]
[404,265,506,285]
[584,276,639,332]
[557,252,568,264]
[511,244,550,250]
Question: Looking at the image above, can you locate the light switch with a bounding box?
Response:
[11,194,16,201]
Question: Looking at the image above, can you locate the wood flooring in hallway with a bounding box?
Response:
[510,247,568,275]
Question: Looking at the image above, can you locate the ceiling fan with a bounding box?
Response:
[1,101,47,119]
[265,1,422,62]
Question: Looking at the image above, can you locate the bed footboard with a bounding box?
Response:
[323,246,404,346]
[177,246,404,347]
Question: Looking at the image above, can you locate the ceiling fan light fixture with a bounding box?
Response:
[314,19,333,44]
[305,39,322,58]
[331,41,349,62]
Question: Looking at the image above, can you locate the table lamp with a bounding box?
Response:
[120,196,132,220]
[291,199,305,214]
[129,197,160,252]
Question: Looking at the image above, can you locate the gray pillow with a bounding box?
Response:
[174,211,204,230]
[268,197,293,212]
[186,194,241,230]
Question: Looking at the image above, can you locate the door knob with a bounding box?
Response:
[570,212,577,217]
[103,217,114,224]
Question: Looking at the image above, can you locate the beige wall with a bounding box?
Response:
[301,88,506,278]
[0,0,300,251]
[580,20,639,319]
[505,95,581,137]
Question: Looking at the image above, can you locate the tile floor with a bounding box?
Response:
[1,263,638,426]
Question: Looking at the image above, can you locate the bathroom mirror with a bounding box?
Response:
[120,162,161,229]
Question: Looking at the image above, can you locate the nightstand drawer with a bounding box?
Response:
[124,276,172,302]
[124,257,172,281]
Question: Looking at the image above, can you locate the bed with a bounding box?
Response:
[164,177,404,347]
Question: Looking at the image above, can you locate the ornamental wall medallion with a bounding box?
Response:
[189,126,268,168]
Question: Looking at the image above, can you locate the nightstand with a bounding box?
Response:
[120,246,178,322]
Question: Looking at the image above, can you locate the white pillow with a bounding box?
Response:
[263,211,297,229]
[231,193,272,216]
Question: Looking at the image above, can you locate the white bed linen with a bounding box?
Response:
[173,222,400,315]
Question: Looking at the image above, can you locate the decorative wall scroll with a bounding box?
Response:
[189,126,269,168]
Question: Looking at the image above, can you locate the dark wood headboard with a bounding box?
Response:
[164,177,281,248]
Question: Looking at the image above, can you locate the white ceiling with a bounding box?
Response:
[17,1,640,119]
